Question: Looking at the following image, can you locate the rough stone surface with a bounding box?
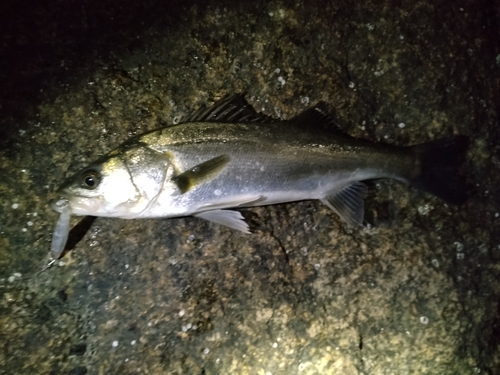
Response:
[1,0,499,374]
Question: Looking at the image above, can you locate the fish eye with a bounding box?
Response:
[81,170,100,189]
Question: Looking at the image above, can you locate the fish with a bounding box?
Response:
[50,94,468,258]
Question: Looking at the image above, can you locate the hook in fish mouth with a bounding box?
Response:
[50,197,70,213]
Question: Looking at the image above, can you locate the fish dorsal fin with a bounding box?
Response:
[321,182,368,226]
[173,155,230,194]
[194,209,250,233]
[287,102,342,131]
[183,94,276,123]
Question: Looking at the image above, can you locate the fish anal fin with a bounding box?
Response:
[194,209,250,234]
[174,155,230,194]
[321,182,368,226]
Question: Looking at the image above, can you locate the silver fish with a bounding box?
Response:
[51,94,467,247]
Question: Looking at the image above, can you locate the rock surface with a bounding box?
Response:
[1,0,499,374]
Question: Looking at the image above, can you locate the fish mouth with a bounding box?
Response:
[50,197,70,213]
[51,194,106,216]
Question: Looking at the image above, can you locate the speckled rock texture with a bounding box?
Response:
[1,0,499,374]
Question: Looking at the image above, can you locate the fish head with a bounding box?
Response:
[54,153,145,217]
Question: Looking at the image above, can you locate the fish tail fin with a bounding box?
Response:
[409,135,469,205]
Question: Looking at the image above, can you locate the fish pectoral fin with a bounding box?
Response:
[194,209,250,234]
[173,155,230,194]
[321,182,368,226]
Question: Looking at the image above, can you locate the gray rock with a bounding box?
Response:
[0,1,498,374]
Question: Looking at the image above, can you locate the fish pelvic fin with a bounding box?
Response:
[321,182,368,226]
[196,195,263,210]
[410,135,469,205]
[173,155,230,194]
[194,209,250,233]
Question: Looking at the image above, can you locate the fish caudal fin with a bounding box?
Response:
[410,135,469,205]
